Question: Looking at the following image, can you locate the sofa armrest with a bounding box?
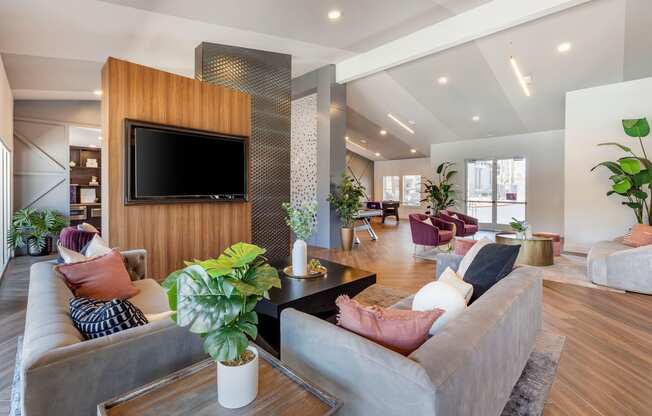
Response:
[122,249,147,280]
[22,319,206,416]
[281,309,436,416]
[605,244,652,293]
[435,253,463,278]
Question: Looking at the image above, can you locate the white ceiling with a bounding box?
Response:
[1,0,652,160]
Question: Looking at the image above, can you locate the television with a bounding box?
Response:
[124,119,248,204]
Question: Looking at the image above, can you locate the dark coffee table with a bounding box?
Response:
[255,258,376,354]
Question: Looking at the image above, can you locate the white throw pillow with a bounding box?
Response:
[439,267,473,304]
[57,243,89,264]
[84,234,112,258]
[412,282,466,335]
[77,222,100,233]
[457,237,492,278]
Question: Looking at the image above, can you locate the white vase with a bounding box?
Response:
[217,345,259,409]
[292,239,308,276]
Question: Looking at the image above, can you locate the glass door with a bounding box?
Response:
[1,141,11,272]
[466,158,526,229]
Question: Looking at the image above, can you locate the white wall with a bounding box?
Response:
[1,56,13,274]
[430,130,565,234]
[374,157,433,218]
[565,77,652,253]
[0,56,12,152]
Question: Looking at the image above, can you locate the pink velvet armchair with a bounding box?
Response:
[436,210,479,238]
[409,213,455,250]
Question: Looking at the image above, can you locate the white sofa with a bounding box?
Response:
[588,238,652,294]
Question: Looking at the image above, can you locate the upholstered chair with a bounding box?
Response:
[408,213,454,250]
[437,210,479,238]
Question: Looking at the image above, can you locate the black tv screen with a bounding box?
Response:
[125,120,248,204]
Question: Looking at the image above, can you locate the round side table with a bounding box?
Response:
[495,233,554,266]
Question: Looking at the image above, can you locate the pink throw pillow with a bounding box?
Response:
[623,224,652,247]
[55,249,139,301]
[336,295,443,355]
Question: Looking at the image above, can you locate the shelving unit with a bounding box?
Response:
[69,146,101,230]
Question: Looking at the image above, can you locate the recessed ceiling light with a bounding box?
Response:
[379,130,387,136]
[98,136,102,141]
[387,113,415,134]
[472,115,480,122]
[557,42,572,53]
[375,152,381,157]
[93,90,103,96]
[327,9,341,20]
[345,136,349,141]
[437,76,448,85]
[510,57,531,97]
[361,139,367,143]
[411,149,417,153]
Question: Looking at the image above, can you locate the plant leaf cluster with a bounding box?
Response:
[422,162,458,214]
[327,173,365,228]
[7,208,68,250]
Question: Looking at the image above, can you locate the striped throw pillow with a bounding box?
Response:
[69,297,148,340]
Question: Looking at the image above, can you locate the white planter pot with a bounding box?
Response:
[217,345,259,409]
[292,239,308,276]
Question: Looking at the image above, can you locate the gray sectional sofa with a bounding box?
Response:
[281,257,543,416]
[588,238,652,294]
[22,250,206,416]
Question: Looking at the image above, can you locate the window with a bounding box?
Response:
[382,176,400,201]
[466,158,526,228]
[402,175,422,206]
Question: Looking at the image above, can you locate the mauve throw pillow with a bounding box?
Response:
[59,226,97,252]
[463,243,520,303]
[55,249,139,301]
[623,224,652,247]
[336,295,443,355]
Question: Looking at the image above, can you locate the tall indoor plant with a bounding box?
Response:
[163,242,281,409]
[327,173,365,250]
[7,208,67,256]
[423,162,458,215]
[592,118,652,225]
[282,201,317,276]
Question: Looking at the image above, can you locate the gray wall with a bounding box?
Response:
[196,43,291,261]
[347,151,373,199]
[13,100,100,215]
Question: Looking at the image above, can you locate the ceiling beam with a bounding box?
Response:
[335,0,594,83]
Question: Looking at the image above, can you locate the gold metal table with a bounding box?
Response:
[495,233,554,266]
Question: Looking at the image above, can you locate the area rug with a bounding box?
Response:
[9,336,22,416]
[9,329,564,416]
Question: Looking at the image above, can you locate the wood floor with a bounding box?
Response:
[1,221,651,415]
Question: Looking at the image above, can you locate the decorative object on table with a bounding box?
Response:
[327,173,365,251]
[85,158,98,168]
[69,160,76,168]
[422,161,457,215]
[282,201,317,277]
[69,185,78,204]
[592,117,652,225]
[509,217,529,239]
[162,242,281,409]
[282,259,327,279]
[7,208,67,256]
[89,176,99,186]
[80,187,97,203]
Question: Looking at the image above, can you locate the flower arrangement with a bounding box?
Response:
[282,201,318,241]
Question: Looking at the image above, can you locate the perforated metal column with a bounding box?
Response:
[195,43,291,261]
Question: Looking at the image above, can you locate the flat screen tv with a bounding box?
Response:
[124,119,248,204]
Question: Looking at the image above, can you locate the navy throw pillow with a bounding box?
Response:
[463,243,520,303]
[70,297,148,340]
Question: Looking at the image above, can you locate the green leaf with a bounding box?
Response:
[203,327,249,362]
[622,118,650,138]
[619,158,642,175]
[623,201,642,209]
[612,179,632,194]
[632,189,648,200]
[222,242,266,268]
[591,161,624,174]
[176,265,244,333]
[237,320,258,340]
[597,142,632,153]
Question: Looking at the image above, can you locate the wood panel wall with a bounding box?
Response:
[101,58,251,279]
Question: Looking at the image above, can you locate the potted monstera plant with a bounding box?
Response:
[7,208,67,256]
[163,242,281,409]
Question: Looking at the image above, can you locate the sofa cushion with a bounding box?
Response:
[464,243,520,303]
[336,295,443,355]
[69,297,148,340]
[130,279,173,321]
[587,240,631,285]
[457,237,492,277]
[59,226,97,253]
[438,267,473,304]
[55,249,140,301]
[413,281,467,335]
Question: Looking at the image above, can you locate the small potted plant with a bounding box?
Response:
[327,173,365,251]
[509,217,529,239]
[282,201,317,276]
[163,242,281,409]
[7,208,67,256]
